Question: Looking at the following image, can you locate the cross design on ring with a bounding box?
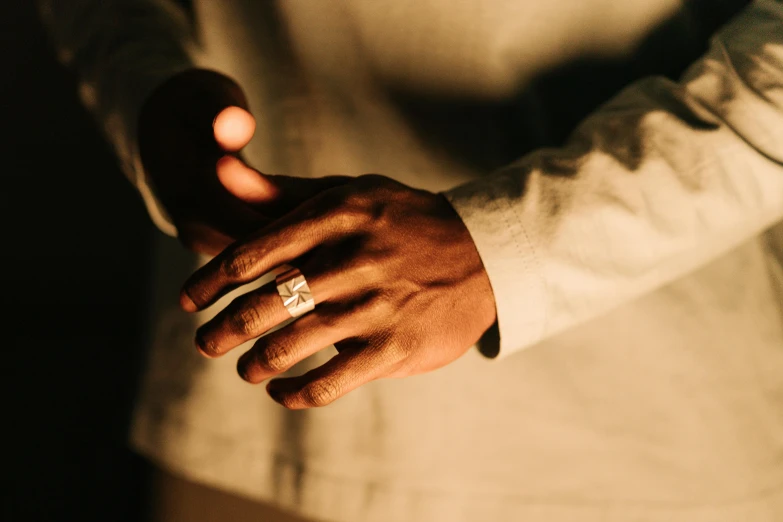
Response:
[276,268,315,318]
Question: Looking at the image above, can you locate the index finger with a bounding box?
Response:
[179,194,358,312]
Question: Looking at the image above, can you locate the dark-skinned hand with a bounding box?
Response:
[181,156,498,410]
[138,67,350,254]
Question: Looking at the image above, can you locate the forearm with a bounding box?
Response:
[445,0,783,358]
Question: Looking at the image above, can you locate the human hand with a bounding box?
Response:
[137,68,263,255]
[179,163,498,409]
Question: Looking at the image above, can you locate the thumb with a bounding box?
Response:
[213,106,256,152]
[216,155,280,205]
[216,155,352,216]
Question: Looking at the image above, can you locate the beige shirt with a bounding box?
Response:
[39,1,783,520]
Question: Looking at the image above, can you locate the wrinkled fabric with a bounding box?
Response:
[446,2,783,357]
[38,1,783,521]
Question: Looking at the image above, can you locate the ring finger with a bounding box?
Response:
[194,261,358,358]
[237,300,371,384]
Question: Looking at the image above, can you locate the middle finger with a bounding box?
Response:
[194,263,356,358]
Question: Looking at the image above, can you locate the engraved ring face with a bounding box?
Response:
[275,268,315,318]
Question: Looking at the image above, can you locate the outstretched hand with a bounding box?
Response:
[181,158,498,409]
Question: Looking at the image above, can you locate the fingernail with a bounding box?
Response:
[195,330,216,358]
[237,352,255,381]
[179,290,197,313]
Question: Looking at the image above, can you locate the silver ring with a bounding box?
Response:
[275,267,315,318]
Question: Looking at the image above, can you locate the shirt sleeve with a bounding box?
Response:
[36,0,198,235]
[444,0,783,359]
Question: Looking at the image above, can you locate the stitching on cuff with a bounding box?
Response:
[494,174,549,344]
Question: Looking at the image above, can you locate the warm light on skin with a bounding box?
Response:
[213,105,256,151]
[212,105,280,203]
[216,155,281,204]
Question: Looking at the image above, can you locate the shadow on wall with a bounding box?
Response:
[385,0,752,175]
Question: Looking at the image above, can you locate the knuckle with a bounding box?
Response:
[233,306,264,336]
[342,190,369,208]
[350,256,382,284]
[302,379,341,407]
[381,338,412,364]
[332,205,368,230]
[221,249,256,280]
[357,174,401,199]
[258,340,294,373]
[365,292,395,317]
[348,292,392,323]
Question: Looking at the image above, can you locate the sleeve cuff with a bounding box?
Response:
[442,168,548,360]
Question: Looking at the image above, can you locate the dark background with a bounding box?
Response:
[2,1,154,521]
[1,0,752,520]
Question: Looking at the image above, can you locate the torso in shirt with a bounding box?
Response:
[135,1,783,517]
[188,0,750,191]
